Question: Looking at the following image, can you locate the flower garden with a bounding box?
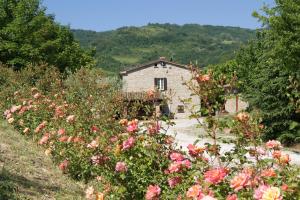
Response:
[1,65,299,200]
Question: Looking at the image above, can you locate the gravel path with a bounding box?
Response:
[164,118,300,165]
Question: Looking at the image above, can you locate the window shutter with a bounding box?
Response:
[164,78,167,91]
[154,78,158,89]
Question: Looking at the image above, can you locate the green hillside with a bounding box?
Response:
[72,23,255,72]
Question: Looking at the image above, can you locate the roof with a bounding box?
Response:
[120,57,190,76]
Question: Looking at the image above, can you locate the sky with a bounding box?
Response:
[42,0,275,32]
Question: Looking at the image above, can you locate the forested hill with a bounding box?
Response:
[72,23,255,72]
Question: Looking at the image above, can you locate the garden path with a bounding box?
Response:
[164,118,300,165]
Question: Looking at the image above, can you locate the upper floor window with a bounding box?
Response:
[177,105,185,113]
[160,61,166,67]
[154,78,167,91]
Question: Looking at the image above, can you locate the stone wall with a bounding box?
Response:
[122,62,200,118]
[225,96,249,114]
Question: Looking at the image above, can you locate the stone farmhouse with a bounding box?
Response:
[120,57,248,119]
[120,57,200,118]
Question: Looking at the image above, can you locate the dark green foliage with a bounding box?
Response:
[236,0,300,144]
[72,23,255,72]
[0,0,95,72]
[0,168,19,200]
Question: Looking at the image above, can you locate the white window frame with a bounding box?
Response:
[157,78,164,91]
[155,78,167,91]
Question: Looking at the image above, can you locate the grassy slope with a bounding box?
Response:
[0,120,84,200]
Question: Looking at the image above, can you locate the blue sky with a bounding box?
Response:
[42,0,274,32]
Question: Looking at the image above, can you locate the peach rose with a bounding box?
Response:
[66,115,75,123]
[261,168,276,177]
[7,117,14,124]
[230,172,251,191]
[266,140,281,149]
[23,127,30,134]
[279,154,290,165]
[236,112,250,122]
[204,168,228,184]
[186,184,203,199]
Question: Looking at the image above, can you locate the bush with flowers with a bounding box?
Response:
[1,64,300,199]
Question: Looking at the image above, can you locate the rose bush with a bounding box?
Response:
[1,65,299,199]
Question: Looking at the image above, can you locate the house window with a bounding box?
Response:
[160,61,166,67]
[154,78,167,91]
[177,105,185,113]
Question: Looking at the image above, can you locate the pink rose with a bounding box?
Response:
[59,136,69,142]
[18,106,28,115]
[168,176,182,188]
[57,128,65,135]
[91,155,108,166]
[34,121,47,133]
[281,183,288,191]
[253,185,269,200]
[180,159,191,169]
[122,137,135,150]
[73,137,84,143]
[126,119,138,132]
[168,162,181,173]
[55,106,64,118]
[127,123,138,132]
[170,152,185,161]
[226,194,238,200]
[38,133,50,145]
[115,162,127,172]
[87,140,99,149]
[201,196,217,200]
[109,136,118,143]
[168,159,191,173]
[145,185,161,200]
[33,92,41,99]
[59,159,69,172]
[3,109,10,116]
[10,105,21,113]
[5,113,12,120]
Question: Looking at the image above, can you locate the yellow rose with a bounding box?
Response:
[262,187,282,200]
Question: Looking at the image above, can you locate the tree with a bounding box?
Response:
[236,0,300,144]
[0,0,94,72]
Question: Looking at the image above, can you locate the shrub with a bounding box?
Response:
[2,66,300,199]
